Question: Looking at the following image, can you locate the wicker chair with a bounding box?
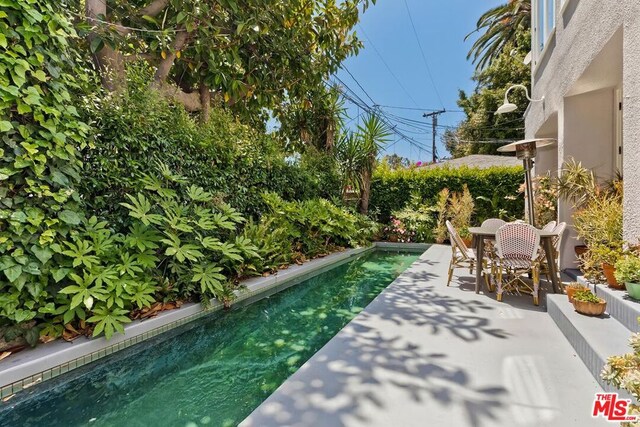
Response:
[445,220,491,289]
[494,223,542,305]
[481,218,507,232]
[538,222,567,283]
[480,218,506,287]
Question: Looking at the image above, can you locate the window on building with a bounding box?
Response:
[534,0,557,54]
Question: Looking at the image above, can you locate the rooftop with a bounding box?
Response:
[421,154,522,170]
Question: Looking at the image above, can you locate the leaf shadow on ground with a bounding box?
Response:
[245,262,513,427]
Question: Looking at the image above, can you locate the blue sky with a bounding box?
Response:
[335,0,504,162]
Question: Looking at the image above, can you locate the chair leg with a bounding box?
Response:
[447,259,454,286]
[469,260,474,275]
[496,267,503,302]
[533,265,540,306]
[483,259,493,292]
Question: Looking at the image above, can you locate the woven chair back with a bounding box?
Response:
[446,220,471,260]
[481,218,507,233]
[496,223,541,261]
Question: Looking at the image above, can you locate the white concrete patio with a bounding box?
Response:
[241,244,604,427]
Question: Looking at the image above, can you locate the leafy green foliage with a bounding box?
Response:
[0,4,375,346]
[446,28,531,157]
[119,166,252,304]
[387,193,437,243]
[262,193,378,259]
[615,255,640,284]
[0,1,91,340]
[240,219,293,275]
[80,70,340,225]
[371,164,524,224]
[466,0,531,71]
[572,290,603,304]
[86,0,376,125]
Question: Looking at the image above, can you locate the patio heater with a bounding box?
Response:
[497,138,556,227]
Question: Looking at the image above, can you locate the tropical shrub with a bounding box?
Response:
[429,185,475,243]
[262,193,378,258]
[390,208,436,243]
[448,184,475,239]
[370,164,523,223]
[383,192,436,243]
[118,167,254,305]
[433,188,450,244]
[240,219,294,275]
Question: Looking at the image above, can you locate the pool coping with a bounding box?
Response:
[0,242,429,400]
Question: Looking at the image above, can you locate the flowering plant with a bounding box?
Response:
[382,216,417,243]
[518,173,557,226]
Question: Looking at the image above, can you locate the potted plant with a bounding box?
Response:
[615,255,640,300]
[459,227,473,247]
[565,282,589,303]
[558,159,623,282]
[572,289,607,316]
[574,245,588,257]
[589,243,625,289]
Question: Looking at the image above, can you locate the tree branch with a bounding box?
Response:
[139,0,170,17]
[153,29,189,84]
[156,84,202,112]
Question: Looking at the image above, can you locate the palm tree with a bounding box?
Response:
[335,113,390,214]
[466,0,531,71]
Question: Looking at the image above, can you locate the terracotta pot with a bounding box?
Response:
[602,263,624,289]
[572,299,607,316]
[625,282,640,301]
[574,245,589,257]
[566,286,589,303]
[461,237,473,247]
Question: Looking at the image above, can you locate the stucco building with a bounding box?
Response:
[526,0,640,269]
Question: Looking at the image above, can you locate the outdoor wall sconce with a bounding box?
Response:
[495,84,544,114]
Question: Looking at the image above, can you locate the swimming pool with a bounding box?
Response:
[0,249,420,426]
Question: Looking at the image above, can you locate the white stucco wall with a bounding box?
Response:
[557,89,616,268]
[524,0,640,267]
[526,0,625,135]
[623,2,640,242]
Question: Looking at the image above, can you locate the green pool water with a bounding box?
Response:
[0,250,420,427]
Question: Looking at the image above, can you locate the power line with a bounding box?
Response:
[357,24,421,108]
[376,104,465,113]
[402,0,444,108]
[341,66,376,106]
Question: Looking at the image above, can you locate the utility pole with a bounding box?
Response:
[423,109,446,163]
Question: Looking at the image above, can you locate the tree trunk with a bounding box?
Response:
[325,119,335,150]
[358,168,372,215]
[199,83,211,123]
[86,0,125,91]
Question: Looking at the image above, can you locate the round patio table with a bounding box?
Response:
[468,226,561,295]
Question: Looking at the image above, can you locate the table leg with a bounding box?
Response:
[475,237,484,294]
[543,237,560,293]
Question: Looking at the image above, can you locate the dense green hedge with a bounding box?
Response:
[81,70,341,228]
[370,165,525,223]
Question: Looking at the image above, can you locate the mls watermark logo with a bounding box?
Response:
[592,393,638,422]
